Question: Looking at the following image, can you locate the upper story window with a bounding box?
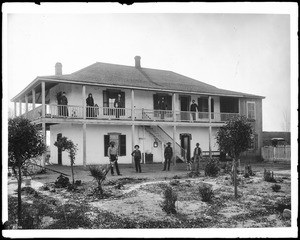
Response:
[198,97,214,119]
[153,94,172,110]
[103,90,125,116]
[246,101,256,120]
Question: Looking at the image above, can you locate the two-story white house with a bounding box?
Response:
[11,56,264,166]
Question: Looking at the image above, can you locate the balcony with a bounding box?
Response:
[23,104,240,123]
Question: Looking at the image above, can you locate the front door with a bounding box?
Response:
[57,133,62,165]
[180,95,191,121]
[180,134,191,161]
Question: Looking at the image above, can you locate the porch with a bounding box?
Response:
[23,104,239,123]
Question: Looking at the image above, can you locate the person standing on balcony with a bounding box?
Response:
[131,145,142,173]
[114,93,123,119]
[108,141,122,176]
[162,142,173,171]
[61,92,68,117]
[86,93,95,118]
[193,143,203,174]
[190,99,199,122]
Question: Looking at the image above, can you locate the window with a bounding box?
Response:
[153,94,172,118]
[103,90,125,116]
[247,101,256,120]
[198,97,214,119]
[104,133,126,156]
[153,94,172,110]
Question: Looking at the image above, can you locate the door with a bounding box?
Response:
[180,134,191,161]
[57,133,62,165]
[180,95,191,121]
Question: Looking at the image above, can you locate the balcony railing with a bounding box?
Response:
[22,104,240,123]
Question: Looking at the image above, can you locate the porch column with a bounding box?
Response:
[82,85,86,119]
[131,89,135,120]
[32,89,36,109]
[173,125,176,166]
[208,96,212,158]
[41,122,46,167]
[172,93,176,122]
[41,81,45,118]
[132,124,135,164]
[14,101,17,117]
[25,94,28,118]
[19,99,22,117]
[83,123,87,167]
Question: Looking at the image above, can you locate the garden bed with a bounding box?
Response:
[6,170,291,229]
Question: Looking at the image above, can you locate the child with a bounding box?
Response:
[131,145,142,173]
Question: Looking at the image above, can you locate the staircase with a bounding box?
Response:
[145,125,187,162]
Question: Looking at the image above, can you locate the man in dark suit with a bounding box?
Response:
[162,142,173,171]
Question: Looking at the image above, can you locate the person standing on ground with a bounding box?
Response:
[107,141,121,176]
[131,145,142,173]
[193,143,203,174]
[162,142,173,171]
[61,92,69,117]
[86,93,95,118]
[190,99,199,122]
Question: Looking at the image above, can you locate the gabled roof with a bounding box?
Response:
[12,61,264,101]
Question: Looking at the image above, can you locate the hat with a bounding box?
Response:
[166,142,171,145]
[134,145,139,148]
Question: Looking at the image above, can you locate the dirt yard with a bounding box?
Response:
[6,161,292,230]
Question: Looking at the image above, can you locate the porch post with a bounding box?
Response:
[132,124,135,164]
[172,93,176,122]
[131,89,135,120]
[14,101,17,117]
[25,94,28,118]
[19,99,22,117]
[173,125,176,166]
[41,81,45,118]
[83,123,87,167]
[208,96,212,158]
[32,89,36,109]
[41,122,46,167]
[82,85,86,119]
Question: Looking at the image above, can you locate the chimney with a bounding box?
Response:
[55,62,62,75]
[134,56,141,68]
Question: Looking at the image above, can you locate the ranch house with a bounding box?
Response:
[11,56,264,166]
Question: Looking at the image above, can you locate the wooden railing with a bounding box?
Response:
[23,104,240,123]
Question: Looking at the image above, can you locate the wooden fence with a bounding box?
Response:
[261,146,291,161]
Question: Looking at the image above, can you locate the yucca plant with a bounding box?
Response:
[161,185,177,214]
[89,165,108,196]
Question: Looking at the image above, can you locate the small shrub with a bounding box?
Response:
[187,171,201,178]
[264,169,277,183]
[55,174,71,188]
[244,165,255,177]
[204,158,220,177]
[199,185,214,202]
[89,165,108,197]
[244,172,250,178]
[161,185,177,214]
[272,184,281,192]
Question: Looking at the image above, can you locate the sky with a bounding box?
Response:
[3,3,297,132]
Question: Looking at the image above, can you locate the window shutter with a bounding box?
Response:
[104,135,110,156]
[119,135,126,156]
[153,94,159,110]
[103,90,108,107]
[211,98,214,119]
[166,95,172,110]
